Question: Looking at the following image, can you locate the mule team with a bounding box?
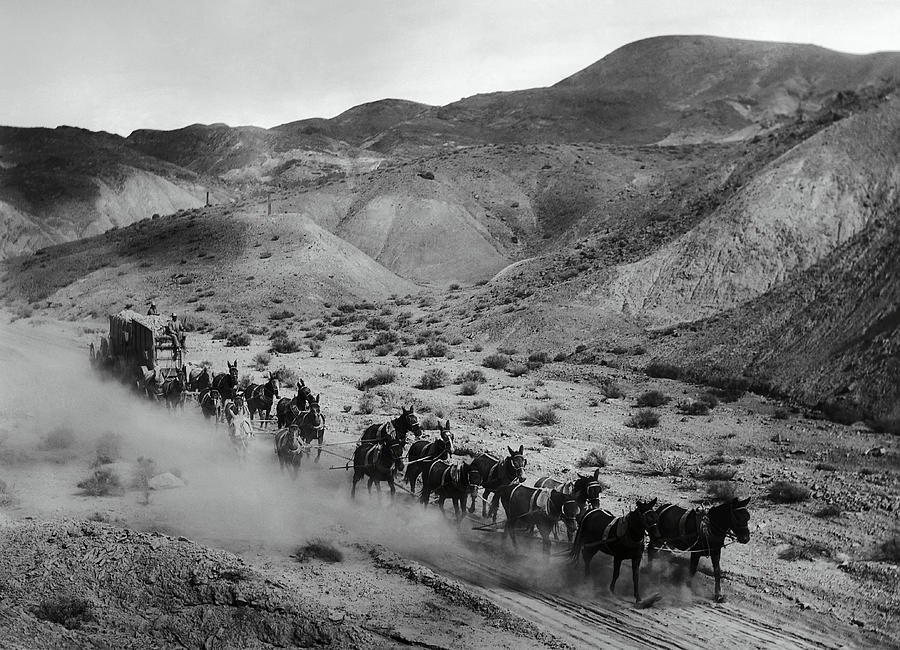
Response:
[184,361,752,605]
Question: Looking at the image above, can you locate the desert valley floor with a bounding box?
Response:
[0,306,897,650]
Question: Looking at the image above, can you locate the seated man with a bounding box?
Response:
[164,313,186,353]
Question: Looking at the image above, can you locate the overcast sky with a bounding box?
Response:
[3,0,899,136]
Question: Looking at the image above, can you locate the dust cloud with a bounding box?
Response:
[0,317,703,610]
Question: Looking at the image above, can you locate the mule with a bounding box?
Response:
[294,394,325,462]
[532,468,603,514]
[468,445,527,521]
[212,361,239,401]
[569,499,660,607]
[160,376,185,411]
[647,497,751,602]
[274,427,303,479]
[228,415,254,462]
[188,365,212,392]
[497,484,579,555]
[404,420,454,493]
[198,388,222,424]
[360,406,422,449]
[350,440,404,500]
[420,460,482,523]
[244,375,279,427]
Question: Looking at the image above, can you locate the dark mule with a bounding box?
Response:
[295,394,325,462]
[198,388,222,423]
[468,445,527,521]
[350,440,404,499]
[212,361,239,401]
[274,427,303,479]
[419,460,482,523]
[497,484,579,555]
[405,420,454,493]
[360,406,422,449]
[569,499,660,607]
[532,468,604,514]
[275,381,314,428]
[647,497,751,602]
[244,375,279,427]
[188,365,212,392]
[161,376,185,411]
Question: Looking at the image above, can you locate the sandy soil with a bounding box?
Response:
[0,312,897,649]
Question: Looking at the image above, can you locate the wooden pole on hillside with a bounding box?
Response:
[205,191,209,207]
[267,192,272,216]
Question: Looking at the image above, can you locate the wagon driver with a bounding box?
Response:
[165,313,186,353]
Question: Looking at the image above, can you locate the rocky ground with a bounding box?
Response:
[0,309,898,649]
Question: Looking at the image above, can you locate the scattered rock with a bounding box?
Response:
[864,446,886,457]
[148,473,185,490]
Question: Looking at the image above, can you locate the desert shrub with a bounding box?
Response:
[253,352,272,370]
[528,351,550,364]
[706,481,737,501]
[767,480,810,503]
[867,417,900,435]
[309,341,322,357]
[269,309,295,320]
[814,462,838,472]
[522,406,560,426]
[678,400,710,416]
[418,368,449,390]
[553,352,567,362]
[878,533,900,563]
[772,407,791,420]
[358,392,377,414]
[697,392,719,409]
[540,435,556,448]
[270,337,302,354]
[269,328,288,340]
[482,353,510,370]
[472,399,491,409]
[39,426,75,450]
[93,433,122,466]
[626,409,660,429]
[367,316,391,330]
[459,381,480,396]
[778,542,830,561]
[373,331,399,346]
[373,343,394,356]
[646,454,686,477]
[497,346,517,355]
[456,369,487,384]
[357,368,397,391]
[33,594,96,629]
[355,351,370,364]
[702,453,729,466]
[506,362,529,377]
[472,343,484,353]
[420,415,442,430]
[814,504,842,518]
[645,360,681,379]
[295,539,343,563]
[424,341,450,357]
[247,324,268,335]
[77,468,124,497]
[599,379,624,399]
[636,390,670,407]
[707,387,744,403]
[699,467,737,481]
[270,366,297,387]
[577,447,608,468]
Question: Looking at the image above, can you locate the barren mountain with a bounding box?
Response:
[0,126,226,260]
[368,35,900,152]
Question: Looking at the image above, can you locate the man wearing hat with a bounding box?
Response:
[165,313,186,354]
[147,303,159,316]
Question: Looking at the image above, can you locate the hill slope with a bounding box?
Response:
[0,126,226,259]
